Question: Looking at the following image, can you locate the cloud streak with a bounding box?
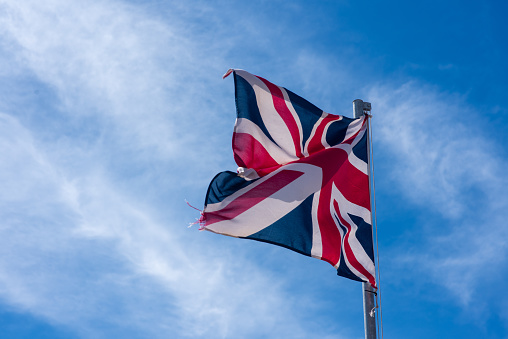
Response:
[0,1,351,338]
[369,81,508,310]
[1,0,505,337]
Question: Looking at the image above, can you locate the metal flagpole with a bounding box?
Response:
[353,99,377,339]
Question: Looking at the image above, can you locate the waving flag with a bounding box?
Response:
[202,69,376,287]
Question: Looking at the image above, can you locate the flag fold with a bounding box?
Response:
[202,69,376,287]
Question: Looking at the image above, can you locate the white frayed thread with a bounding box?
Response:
[185,199,206,229]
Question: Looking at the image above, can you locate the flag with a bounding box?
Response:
[201,69,376,287]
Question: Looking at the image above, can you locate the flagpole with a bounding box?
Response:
[353,99,377,339]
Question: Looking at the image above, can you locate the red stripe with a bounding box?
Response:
[301,148,347,266]
[333,160,371,211]
[257,76,304,158]
[316,183,343,266]
[301,147,348,183]
[233,132,280,172]
[204,169,304,225]
[306,115,341,154]
[300,147,371,274]
[302,143,370,211]
[334,200,376,287]
[256,164,283,177]
[342,118,367,145]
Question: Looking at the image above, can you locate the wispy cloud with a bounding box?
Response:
[0,1,353,338]
[3,0,504,336]
[369,81,508,310]
[0,112,344,337]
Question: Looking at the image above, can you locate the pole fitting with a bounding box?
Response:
[352,99,372,118]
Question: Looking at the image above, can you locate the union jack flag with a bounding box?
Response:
[202,69,376,287]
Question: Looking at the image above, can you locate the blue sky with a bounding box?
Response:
[0,0,507,338]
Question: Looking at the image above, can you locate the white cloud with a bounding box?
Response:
[369,82,508,308]
[7,0,506,335]
[0,81,322,339]
[0,1,355,338]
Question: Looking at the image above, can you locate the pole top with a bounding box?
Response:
[352,99,372,118]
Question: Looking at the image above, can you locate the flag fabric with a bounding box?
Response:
[201,69,376,287]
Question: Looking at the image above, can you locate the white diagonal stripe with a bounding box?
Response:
[234,118,295,165]
[235,70,298,160]
[205,163,322,237]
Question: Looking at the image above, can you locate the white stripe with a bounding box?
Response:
[281,87,304,155]
[328,121,368,175]
[335,242,367,282]
[204,169,273,213]
[347,126,369,174]
[303,111,328,157]
[332,181,371,233]
[321,119,333,149]
[343,115,365,142]
[235,70,298,160]
[234,118,295,165]
[310,190,323,259]
[347,151,368,175]
[333,208,345,269]
[320,116,366,153]
[330,183,375,279]
[205,163,322,237]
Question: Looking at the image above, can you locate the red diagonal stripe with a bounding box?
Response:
[306,115,342,154]
[233,132,280,172]
[333,200,376,287]
[342,118,367,145]
[204,169,304,225]
[257,76,304,158]
[333,160,371,211]
[301,146,370,211]
[316,183,343,266]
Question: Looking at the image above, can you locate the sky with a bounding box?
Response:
[0,0,507,338]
